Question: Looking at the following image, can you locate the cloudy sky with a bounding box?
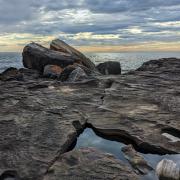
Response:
[0,0,180,52]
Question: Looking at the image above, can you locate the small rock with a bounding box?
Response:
[0,67,23,81]
[122,145,153,175]
[43,65,63,78]
[96,61,121,75]
[156,159,180,180]
[67,67,87,82]
[50,39,96,70]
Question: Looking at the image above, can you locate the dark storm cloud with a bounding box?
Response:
[0,0,180,45]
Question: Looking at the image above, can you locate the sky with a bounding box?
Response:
[0,0,180,52]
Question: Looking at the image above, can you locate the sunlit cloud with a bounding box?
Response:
[0,0,180,51]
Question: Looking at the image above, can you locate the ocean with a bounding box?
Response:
[1,51,180,73]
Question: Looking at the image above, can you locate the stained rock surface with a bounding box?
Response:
[0,58,180,179]
[50,39,95,70]
[44,148,139,180]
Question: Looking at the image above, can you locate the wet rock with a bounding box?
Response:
[50,39,95,70]
[0,67,23,81]
[43,65,63,78]
[156,159,180,180]
[67,67,88,82]
[96,61,121,75]
[44,148,140,180]
[122,145,153,174]
[22,42,74,72]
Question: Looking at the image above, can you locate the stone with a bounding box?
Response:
[43,65,63,78]
[67,67,88,82]
[122,145,153,174]
[0,58,180,179]
[96,61,121,75]
[59,65,76,82]
[0,67,23,81]
[156,159,180,180]
[50,39,96,70]
[44,148,140,180]
[22,42,74,72]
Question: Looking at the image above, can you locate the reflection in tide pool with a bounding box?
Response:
[75,128,180,180]
[75,128,128,164]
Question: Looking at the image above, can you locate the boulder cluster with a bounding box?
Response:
[21,39,121,82]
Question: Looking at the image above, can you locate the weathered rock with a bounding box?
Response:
[0,58,180,179]
[156,159,180,180]
[0,67,23,81]
[96,61,121,75]
[67,67,88,82]
[22,42,74,72]
[50,39,96,70]
[137,58,180,73]
[122,145,153,174]
[43,65,63,78]
[44,148,140,180]
[59,65,76,82]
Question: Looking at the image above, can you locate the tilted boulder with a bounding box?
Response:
[22,43,74,72]
[50,39,96,70]
[96,61,121,75]
[43,65,63,78]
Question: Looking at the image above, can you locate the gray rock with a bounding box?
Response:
[22,42,74,72]
[0,67,23,81]
[96,61,121,75]
[50,39,96,70]
[67,67,87,82]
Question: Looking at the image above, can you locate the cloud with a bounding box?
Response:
[0,0,180,51]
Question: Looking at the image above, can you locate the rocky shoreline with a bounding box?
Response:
[0,40,179,180]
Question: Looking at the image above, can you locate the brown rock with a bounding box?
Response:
[43,65,63,78]
[44,148,140,180]
[50,39,95,70]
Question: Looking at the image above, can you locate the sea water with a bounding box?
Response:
[1,51,180,73]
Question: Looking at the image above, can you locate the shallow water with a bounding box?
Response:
[75,128,180,180]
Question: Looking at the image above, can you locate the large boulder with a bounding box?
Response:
[22,42,74,72]
[96,61,121,75]
[50,39,96,70]
[43,65,63,78]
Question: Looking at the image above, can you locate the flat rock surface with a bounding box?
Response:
[0,58,180,179]
[44,148,139,180]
